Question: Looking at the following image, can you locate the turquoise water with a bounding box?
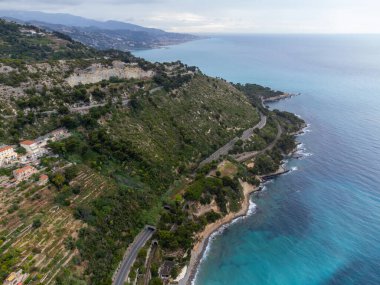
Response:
[135,35,380,285]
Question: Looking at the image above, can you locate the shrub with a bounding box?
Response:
[32,218,42,229]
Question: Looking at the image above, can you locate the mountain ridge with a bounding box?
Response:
[0,10,199,50]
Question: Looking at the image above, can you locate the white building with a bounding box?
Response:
[13,165,38,182]
[0,145,17,167]
[20,140,46,159]
[17,129,69,162]
[20,140,38,154]
[18,155,28,164]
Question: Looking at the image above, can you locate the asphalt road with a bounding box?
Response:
[199,112,266,167]
[234,120,282,162]
[240,112,267,140]
[113,227,155,285]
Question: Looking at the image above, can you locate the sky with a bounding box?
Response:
[0,0,379,34]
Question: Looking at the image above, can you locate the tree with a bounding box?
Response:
[51,173,65,189]
[15,146,27,155]
[58,105,70,115]
[32,218,42,229]
[92,88,106,101]
[149,277,163,285]
[64,166,79,182]
[64,237,75,250]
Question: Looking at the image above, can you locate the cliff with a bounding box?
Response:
[66,61,155,86]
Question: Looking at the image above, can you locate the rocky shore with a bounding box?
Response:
[179,180,259,285]
[263,92,295,102]
[179,122,308,285]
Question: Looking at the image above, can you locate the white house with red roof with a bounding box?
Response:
[20,140,38,153]
[0,145,17,167]
[20,140,46,159]
[13,165,37,182]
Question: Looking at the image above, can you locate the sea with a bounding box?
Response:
[134,34,380,285]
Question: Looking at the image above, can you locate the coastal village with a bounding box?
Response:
[0,104,302,285]
[0,128,71,285]
[0,128,69,187]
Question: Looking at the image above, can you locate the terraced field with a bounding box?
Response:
[0,165,113,284]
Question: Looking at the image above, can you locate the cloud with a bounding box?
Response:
[1,0,380,33]
[150,13,206,24]
[0,0,162,9]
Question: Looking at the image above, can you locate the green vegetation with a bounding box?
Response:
[0,248,21,282]
[234,83,284,101]
[250,150,282,175]
[154,175,241,259]
[274,109,305,134]
[0,19,305,285]
[184,176,242,214]
[32,218,42,229]
[0,20,98,61]
[230,116,278,154]
[44,73,258,283]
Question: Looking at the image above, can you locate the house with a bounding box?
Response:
[20,140,46,159]
[0,145,17,167]
[20,140,39,154]
[17,129,69,162]
[35,136,48,148]
[18,155,28,164]
[3,270,28,285]
[13,165,37,182]
[39,174,49,185]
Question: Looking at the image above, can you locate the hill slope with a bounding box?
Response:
[0,20,265,284]
[0,10,198,50]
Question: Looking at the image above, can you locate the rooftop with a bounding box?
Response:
[14,165,36,174]
[0,145,13,153]
[39,174,48,180]
[20,140,35,146]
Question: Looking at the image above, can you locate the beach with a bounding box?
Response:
[179,180,259,285]
[180,156,300,285]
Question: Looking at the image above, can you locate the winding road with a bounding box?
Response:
[233,120,282,162]
[199,112,266,167]
[113,226,155,285]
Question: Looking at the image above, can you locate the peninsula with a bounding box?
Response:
[0,19,305,285]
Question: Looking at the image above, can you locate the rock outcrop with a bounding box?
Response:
[66,61,154,86]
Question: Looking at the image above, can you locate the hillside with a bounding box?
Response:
[0,20,97,61]
[0,11,198,50]
[0,20,304,285]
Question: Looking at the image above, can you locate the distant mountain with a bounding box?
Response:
[0,10,199,50]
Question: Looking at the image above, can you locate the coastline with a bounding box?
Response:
[263,92,296,103]
[180,180,259,285]
[180,122,308,285]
